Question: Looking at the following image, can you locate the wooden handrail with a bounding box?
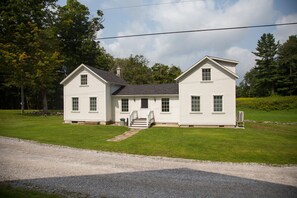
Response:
[147,111,154,127]
[129,110,138,127]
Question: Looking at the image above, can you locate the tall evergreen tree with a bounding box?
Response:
[252,33,280,96]
[277,35,297,95]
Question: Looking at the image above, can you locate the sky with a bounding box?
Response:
[57,0,297,83]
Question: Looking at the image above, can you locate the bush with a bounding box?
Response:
[237,96,297,111]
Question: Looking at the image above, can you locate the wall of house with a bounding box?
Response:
[105,84,112,122]
[178,59,236,126]
[112,96,179,123]
[63,67,108,123]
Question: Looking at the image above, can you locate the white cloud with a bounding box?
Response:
[102,0,277,71]
[274,14,297,43]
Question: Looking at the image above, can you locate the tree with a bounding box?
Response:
[151,63,182,84]
[252,33,280,96]
[0,0,58,113]
[168,65,182,82]
[30,27,63,113]
[151,63,170,84]
[113,55,152,84]
[237,68,258,97]
[56,0,106,73]
[277,35,297,95]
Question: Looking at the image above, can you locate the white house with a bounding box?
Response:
[60,56,239,128]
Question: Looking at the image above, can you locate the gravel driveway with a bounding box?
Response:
[0,137,296,197]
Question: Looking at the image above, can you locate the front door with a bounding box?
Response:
[139,98,149,118]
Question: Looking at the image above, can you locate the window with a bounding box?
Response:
[161,98,169,112]
[141,98,148,108]
[81,74,87,85]
[214,95,223,112]
[121,99,129,112]
[202,68,211,81]
[89,97,97,111]
[191,96,200,112]
[72,97,79,111]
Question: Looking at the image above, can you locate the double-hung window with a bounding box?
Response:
[89,97,97,111]
[202,68,211,81]
[161,98,169,112]
[81,74,87,85]
[214,95,223,112]
[72,97,79,111]
[191,96,200,112]
[121,99,129,112]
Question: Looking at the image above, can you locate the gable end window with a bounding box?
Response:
[81,74,87,85]
[161,98,170,112]
[90,97,97,111]
[214,95,223,112]
[191,96,200,112]
[121,99,129,112]
[72,97,79,111]
[202,68,211,81]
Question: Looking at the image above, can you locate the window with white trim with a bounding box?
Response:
[81,74,87,85]
[191,96,200,112]
[161,98,169,112]
[202,68,211,81]
[72,97,79,111]
[89,97,97,111]
[214,95,223,112]
[121,99,129,112]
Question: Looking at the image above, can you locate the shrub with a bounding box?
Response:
[236,96,297,111]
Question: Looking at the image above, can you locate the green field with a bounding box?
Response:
[0,107,296,165]
[237,96,297,123]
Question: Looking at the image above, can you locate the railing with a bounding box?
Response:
[129,110,138,127]
[147,111,155,127]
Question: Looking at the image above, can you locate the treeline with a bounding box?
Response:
[237,33,297,97]
[0,0,181,112]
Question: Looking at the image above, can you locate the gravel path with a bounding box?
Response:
[0,137,296,198]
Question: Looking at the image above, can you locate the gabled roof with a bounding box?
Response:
[175,56,239,82]
[60,64,127,85]
[112,83,178,96]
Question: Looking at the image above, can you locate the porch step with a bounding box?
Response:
[130,118,148,129]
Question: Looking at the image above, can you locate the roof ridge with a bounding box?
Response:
[84,64,127,85]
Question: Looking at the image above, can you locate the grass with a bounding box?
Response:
[0,183,60,198]
[236,96,297,122]
[0,110,296,164]
[237,108,297,122]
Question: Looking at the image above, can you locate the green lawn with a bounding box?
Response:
[0,110,296,164]
[237,108,297,122]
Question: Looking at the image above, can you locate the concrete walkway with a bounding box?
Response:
[107,128,141,142]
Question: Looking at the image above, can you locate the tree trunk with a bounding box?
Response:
[21,84,24,114]
[42,90,48,114]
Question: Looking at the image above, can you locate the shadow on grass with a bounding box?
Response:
[3,168,297,198]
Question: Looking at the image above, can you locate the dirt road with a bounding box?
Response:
[0,137,296,197]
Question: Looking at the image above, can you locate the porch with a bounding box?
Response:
[128,110,155,129]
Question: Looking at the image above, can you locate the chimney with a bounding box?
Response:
[116,66,121,78]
